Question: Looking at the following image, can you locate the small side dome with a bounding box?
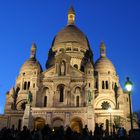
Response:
[94,57,116,74]
[20,58,42,74]
[94,42,116,74]
[19,43,42,75]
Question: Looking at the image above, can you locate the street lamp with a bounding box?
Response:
[108,107,112,135]
[125,77,133,131]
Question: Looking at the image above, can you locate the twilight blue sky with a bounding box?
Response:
[0,0,140,113]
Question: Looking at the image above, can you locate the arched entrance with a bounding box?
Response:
[106,119,109,135]
[34,117,45,129]
[70,118,83,133]
[18,119,22,130]
[52,117,64,128]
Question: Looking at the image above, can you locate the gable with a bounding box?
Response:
[43,66,55,78]
[70,66,84,77]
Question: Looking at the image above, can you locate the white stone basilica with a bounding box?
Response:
[0,7,132,133]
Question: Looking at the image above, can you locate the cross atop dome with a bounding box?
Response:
[67,6,75,25]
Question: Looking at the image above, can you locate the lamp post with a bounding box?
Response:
[125,77,133,131]
[108,107,112,135]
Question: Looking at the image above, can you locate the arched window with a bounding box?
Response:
[95,81,98,89]
[44,96,47,107]
[59,86,64,102]
[106,81,108,89]
[75,87,81,94]
[102,81,105,89]
[74,64,78,69]
[73,48,78,51]
[27,82,30,90]
[89,83,91,87]
[23,82,27,90]
[66,48,71,51]
[76,96,80,107]
[33,83,35,88]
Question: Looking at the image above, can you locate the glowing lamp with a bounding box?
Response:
[125,77,133,93]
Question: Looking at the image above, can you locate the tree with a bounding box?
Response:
[11,87,20,110]
[127,112,139,128]
[134,110,140,128]
[114,115,126,129]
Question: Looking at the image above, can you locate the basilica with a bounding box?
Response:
[0,7,132,133]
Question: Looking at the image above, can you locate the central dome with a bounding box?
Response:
[52,25,89,49]
[46,7,93,69]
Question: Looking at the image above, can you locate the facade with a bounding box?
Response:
[0,7,132,133]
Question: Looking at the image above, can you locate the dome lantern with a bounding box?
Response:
[67,6,75,25]
[30,43,36,59]
[100,41,106,57]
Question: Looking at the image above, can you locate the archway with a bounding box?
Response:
[18,119,22,130]
[52,117,64,128]
[106,119,109,135]
[70,117,83,133]
[34,117,45,129]
[57,84,65,103]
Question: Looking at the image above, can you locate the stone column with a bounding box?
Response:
[98,73,101,93]
[22,104,32,130]
[65,112,70,127]
[46,112,52,125]
[87,105,95,132]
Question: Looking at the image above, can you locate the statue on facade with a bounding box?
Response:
[60,61,65,75]
[114,83,119,109]
[27,90,32,104]
[53,91,57,106]
[87,90,93,104]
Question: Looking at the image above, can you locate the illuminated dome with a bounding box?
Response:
[95,57,116,73]
[94,42,116,74]
[46,7,93,69]
[20,58,42,74]
[52,25,90,50]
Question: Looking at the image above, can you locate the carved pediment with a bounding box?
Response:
[43,66,55,78]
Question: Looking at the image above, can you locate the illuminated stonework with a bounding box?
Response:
[0,7,136,132]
